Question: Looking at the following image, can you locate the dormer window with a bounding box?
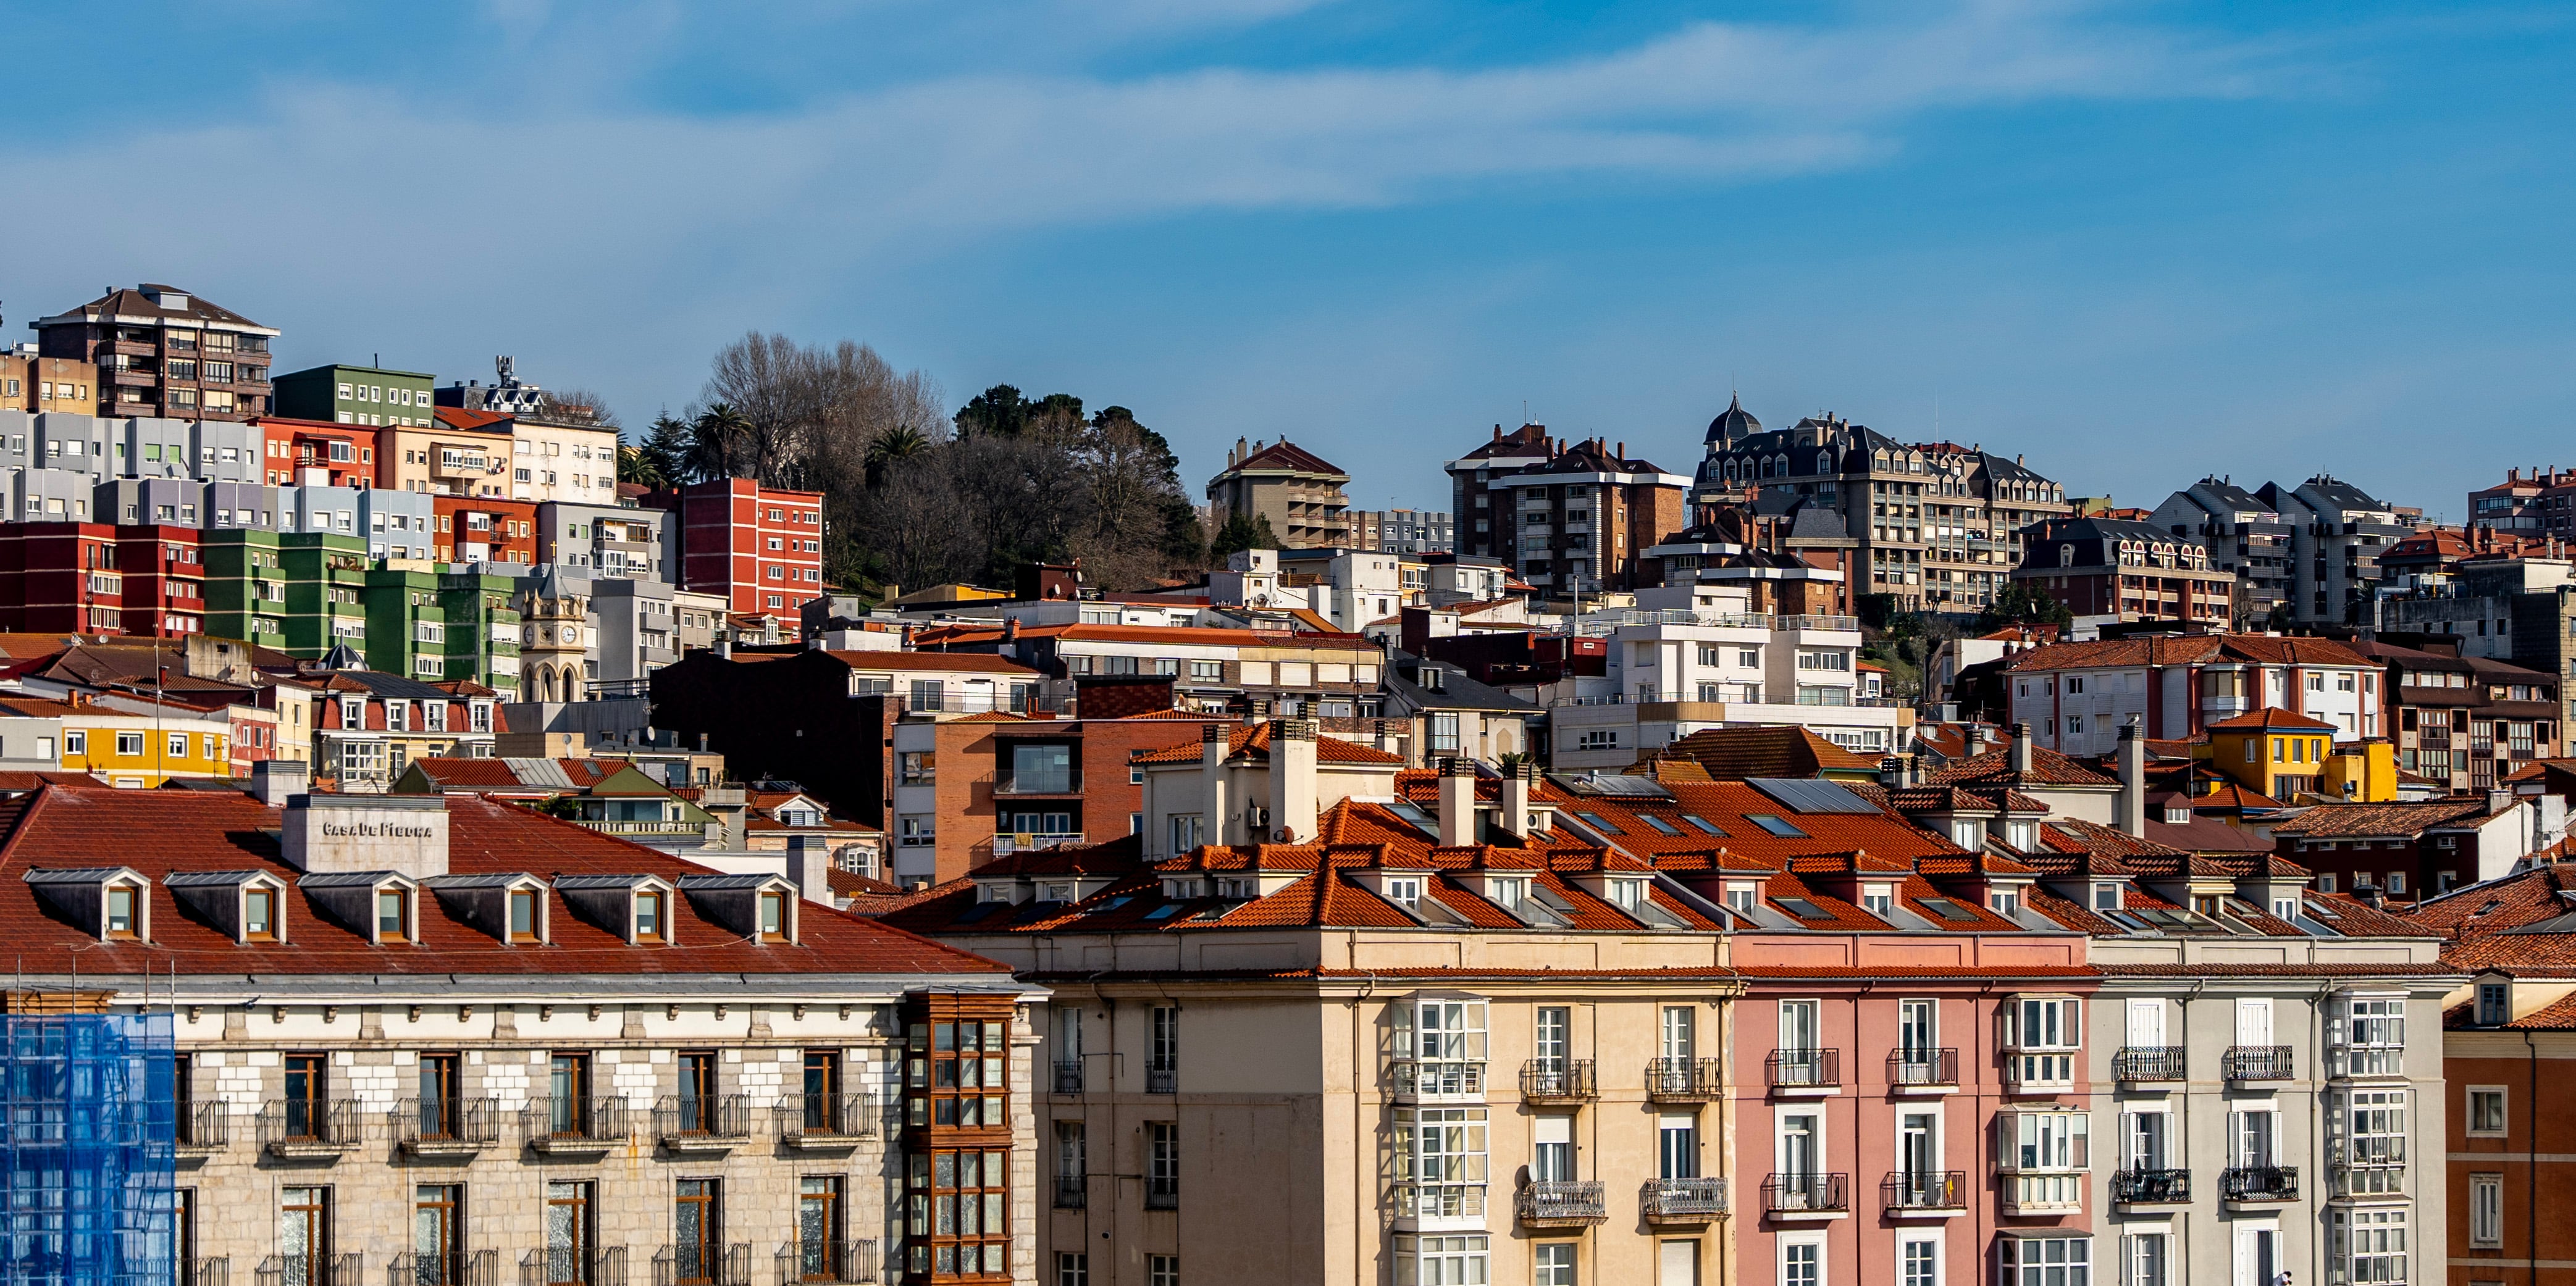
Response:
[245,888,279,942]
[1489,877,1530,910]
[105,885,139,939]
[758,891,790,943]
[1725,885,1757,914]
[1991,889,2022,916]
[1043,883,1075,903]
[1383,877,1424,908]
[340,697,365,726]
[376,888,411,943]
[2004,819,2036,850]
[2478,980,2511,1026]
[1861,885,1894,917]
[637,891,666,943]
[508,888,540,943]
[2092,884,2120,911]
[1606,878,1647,909]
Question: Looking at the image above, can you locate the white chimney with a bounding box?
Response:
[2010,722,2034,774]
[1267,719,1319,843]
[1438,757,1476,847]
[2117,720,2145,838]
[1498,761,1535,838]
[1202,723,1231,846]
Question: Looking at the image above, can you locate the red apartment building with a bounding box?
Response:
[0,523,204,636]
[432,496,539,564]
[648,478,826,615]
[255,416,381,488]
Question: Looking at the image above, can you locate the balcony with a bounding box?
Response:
[254,1254,361,1286]
[1516,1180,1608,1227]
[2223,1045,2294,1082]
[2001,1047,2076,1093]
[2112,1167,2192,1206]
[2221,1166,2300,1205]
[1394,1182,1487,1227]
[1146,1064,1178,1095]
[771,1240,876,1285]
[1520,1059,1597,1103]
[516,1247,629,1286]
[256,1099,362,1158]
[388,1251,496,1286]
[1055,1175,1086,1209]
[1762,1173,1848,1221]
[1781,615,1863,633]
[1767,1048,1840,1095]
[2330,1142,2408,1198]
[177,1101,229,1155]
[1146,1175,1180,1211]
[1388,1059,1487,1103]
[397,1096,501,1156]
[185,1257,230,1286]
[1053,1060,1085,1094]
[1887,1050,1958,1094]
[1882,1171,1966,1217]
[990,832,1085,856]
[521,1096,631,1155]
[1646,1057,1724,1103]
[2331,1042,2407,1080]
[2113,1046,2188,1084]
[994,769,1082,795]
[779,1092,875,1149]
[650,1243,750,1286]
[1640,1177,1729,1225]
[653,1095,751,1153]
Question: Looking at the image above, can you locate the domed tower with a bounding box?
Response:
[514,568,594,703]
[1704,392,1761,452]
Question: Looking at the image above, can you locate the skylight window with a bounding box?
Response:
[1748,814,1809,838]
[1680,816,1726,836]
[1640,815,1684,837]
[1574,811,1623,835]
[1775,896,1827,920]
[1917,896,1978,922]
[1144,904,1185,921]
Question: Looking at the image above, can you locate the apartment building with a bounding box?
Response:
[645,478,826,615]
[1645,504,1865,619]
[539,500,666,579]
[2346,640,2561,791]
[1692,402,2073,612]
[381,407,515,496]
[2003,634,2384,754]
[913,619,1390,719]
[1546,582,1893,767]
[0,348,98,413]
[884,706,1234,883]
[2012,516,2236,629]
[1351,507,1455,554]
[0,520,211,637]
[312,667,506,788]
[2404,861,2576,1286]
[258,416,380,488]
[434,495,539,565]
[887,738,1743,1286]
[272,363,439,428]
[2375,557,2576,724]
[1484,437,1689,595]
[2269,799,2543,897]
[1446,422,1555,558]
[2147,478,2297,622]
[0,775,1036,1286]
[0,692,235,785]
[28,283,277,419]
[2249,477,2414,626]
[1205,436,1351,549]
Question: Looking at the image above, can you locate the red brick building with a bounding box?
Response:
[0,522,204,636]
[646,478,825,615]
[254,416,382,488]
[432,495,538,565]
[2010,514,2236,627]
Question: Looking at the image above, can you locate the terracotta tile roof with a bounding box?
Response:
[1919,745,2118,789]
[2268,800,2495,838]
[2206,708,2341,732]
[0,784,1008,977]
[1128,721,1404,767]
[1636,726,1881,780]
[432,406,514,432]
[2005,633,2376,672]
[825,650,1038,675]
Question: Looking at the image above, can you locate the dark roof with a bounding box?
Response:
[1385,652,1538,714]
[1222,440,1346,478]
[38,285,272,332]
[1705,394,1762,444]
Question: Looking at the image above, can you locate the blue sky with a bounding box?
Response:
[5,1,2573,518]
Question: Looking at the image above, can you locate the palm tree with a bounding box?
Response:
[686,403,754,482]
[865,425,929,487]
[616,443,666,490]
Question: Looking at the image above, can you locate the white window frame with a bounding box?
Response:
[2470,1172,2504,1248]
[2466,1085,2508,1137]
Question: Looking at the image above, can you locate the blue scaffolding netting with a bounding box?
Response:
[1,1013,174,1286]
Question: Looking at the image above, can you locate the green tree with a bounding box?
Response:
[636,413,693,486]
[686,403,755,482]
[1976,582,2075,633]
[865,425,929,487]
[616,443,665,490]
[1207,511,1279,559]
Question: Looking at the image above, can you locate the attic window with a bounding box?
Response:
[1860,885,1894,917]
[1775,895,1827,920]
[758,891,790,943]
[1748,814,1808,838]
[104,885,140,940]
[1918,896,1978,922]
[508,889,540,943]
[1574,812,1623,835]
[1640,815,1684,837]
[2478,982,2511,1025]
[636,891,667,943]
[1605,878,1647,909]
[375,888,411,943]
[1383,877,1424,908]
[244,888,279,942]
[1680,816,1726,837]
[1991,890,2023,916]
[2092,884,2119,911]
[1489,878,1530,910]
[1144,904,1185,921]
[1724,885,1757,914]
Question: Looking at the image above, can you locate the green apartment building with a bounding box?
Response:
[272,362,438,428]
[280,533,372,656]
[356,566,521,694]
[201,528,290,652]
[439,570,523,697]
